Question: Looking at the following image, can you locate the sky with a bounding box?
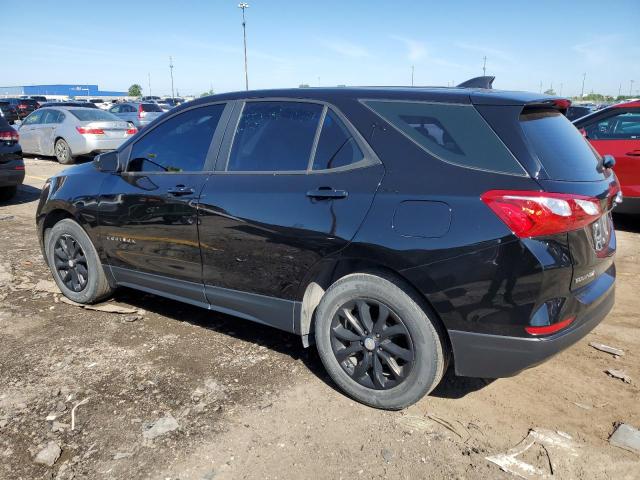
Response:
[3,0,639,97]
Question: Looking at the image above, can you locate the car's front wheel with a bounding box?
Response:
[44,218,113,303]
[314,272,447,410]
[54,139,74,165]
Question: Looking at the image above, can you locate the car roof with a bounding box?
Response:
[185,86,563,109]
[612,100,640,109]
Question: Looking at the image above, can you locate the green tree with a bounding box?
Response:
[128,84,142,97]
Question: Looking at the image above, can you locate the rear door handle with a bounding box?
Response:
[306,187,348,199]
[167,185,195,196]
[626,151,640,157]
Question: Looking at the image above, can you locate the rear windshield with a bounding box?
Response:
[520,109,603,181]
[68,109,120,122]
[141,103,163,112]
[19,99,38,105]
[364,100,525,175]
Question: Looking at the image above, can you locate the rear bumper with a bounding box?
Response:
[449,271,615,378]
[70,136,128,155]
[0,169,25,187]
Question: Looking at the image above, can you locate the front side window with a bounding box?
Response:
[41,110,61,124]
[128,104,225,173]
[23,111,43,125]
[227,101,323,172]
[364,100,524,175]
[585,111,640,140]
[312,109,364,170]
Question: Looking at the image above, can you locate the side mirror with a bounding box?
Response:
[94,151,121,173]
[602,154,616,169]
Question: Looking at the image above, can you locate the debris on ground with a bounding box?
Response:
[486,429,579,478]
[589,342,625,357]
[122,314,143,323]
[609,423,640,453]
[605,369,632,384]
[0,263,12,287]
[142,415,180,440]
[34,279,60,294]
[0,214,14,221]
[381,448,394,463]
[33,442,62,467]
[59,296,145,315]
[71,397,91,430]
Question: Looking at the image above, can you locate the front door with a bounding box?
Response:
[18,110,44,154]
[198,100,384,331]
[98,102,230,302]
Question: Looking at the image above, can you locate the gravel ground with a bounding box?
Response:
[0,157,639,480]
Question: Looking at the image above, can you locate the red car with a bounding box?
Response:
[574,100,640,214]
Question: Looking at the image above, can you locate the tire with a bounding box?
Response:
[0,186,18,202]
[314,272,447,410]
[54,138,74,165]
[44,218,113,304]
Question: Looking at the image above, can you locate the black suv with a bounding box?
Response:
[0,117,24,201]
[36,85,618,409]
[5,98,39,119]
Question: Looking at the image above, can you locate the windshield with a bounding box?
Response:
[68,109,121,122]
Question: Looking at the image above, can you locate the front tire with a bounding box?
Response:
[314,273,447,410]
[54,139,74,165]
[44,219,113,304]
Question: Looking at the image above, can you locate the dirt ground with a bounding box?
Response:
[1,157,638,480]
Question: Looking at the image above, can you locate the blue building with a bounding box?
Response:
[0,84,127,98]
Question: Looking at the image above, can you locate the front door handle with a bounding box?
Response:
[306,187,348,199]
[167,185,195,196]
[626,150,640,157]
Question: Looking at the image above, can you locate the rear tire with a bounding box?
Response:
[54,139,74,165]
[314,272,447,410]
[0,186,18,202]
[44,219,113,304]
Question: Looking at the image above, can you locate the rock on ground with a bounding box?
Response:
[34,442,61,467]
[142,415,180,440]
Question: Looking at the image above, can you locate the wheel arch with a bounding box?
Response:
[296,257,452,354]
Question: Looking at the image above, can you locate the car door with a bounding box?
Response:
[18,110,44,154]
[37,109,63,155]
[98,102,231,304]
[197,100,384,331]
[584,108,640,199]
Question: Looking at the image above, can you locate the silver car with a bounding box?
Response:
[19,107,136,164]
[108,102,164,129]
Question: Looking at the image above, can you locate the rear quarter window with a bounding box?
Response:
[363,100,525,175]
[520,109,603,181]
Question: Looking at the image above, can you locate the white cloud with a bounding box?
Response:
[390,35,427,62]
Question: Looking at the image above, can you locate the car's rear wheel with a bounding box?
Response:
[44,218,113,303]
[0,186,18,202]
[54,139,74,165]
[314,272,447,410]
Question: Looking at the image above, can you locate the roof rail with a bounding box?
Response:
[457,76,495,89]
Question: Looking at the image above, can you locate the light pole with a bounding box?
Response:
[169,56,175,101]
[630,80,635,97]
[238,3,249,91]
[482,56,487,76]
[580,72,586,98]
[148,73,151,98]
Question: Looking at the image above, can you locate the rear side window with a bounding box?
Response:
[312,110,364,170]
[585,111,640,140]
[227,101,322,172]
[128,104,225,173]
[141,103,163,113]
[364,100,524,175]
[520,109,603,181]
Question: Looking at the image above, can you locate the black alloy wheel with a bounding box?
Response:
[330,298,415,390]
[53,234,89,292]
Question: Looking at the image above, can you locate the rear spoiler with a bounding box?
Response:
[523,98,572,114]
[457,76,495,89]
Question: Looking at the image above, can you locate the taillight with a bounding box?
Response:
[126,127,138,135]
[17,103,27,109]
[526,316,575,336]
[481,190,602,238]
[76,127,105,135]
[138,104,146,119]
[0,129,19,142]
[14,165,25,171]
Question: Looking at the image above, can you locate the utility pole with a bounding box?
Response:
[539,80,543,93]
[411,65,414,86]
[559,83,563,96]
[618,83,622,98]
[148,73,151,98]
[238,3,250,91]
[580,72,586,98]
[169,56,175,101]
[482,56,487,76]
[630,80,635,97]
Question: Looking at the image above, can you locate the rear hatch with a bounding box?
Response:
[139,103,163,121]
[474,97,618,291]
[69,109,135,138]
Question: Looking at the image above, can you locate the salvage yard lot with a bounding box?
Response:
[1,157,639,480]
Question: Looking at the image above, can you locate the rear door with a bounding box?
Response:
[98,102,230,303]
[582,109,640,200]
[197,100,384,331]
